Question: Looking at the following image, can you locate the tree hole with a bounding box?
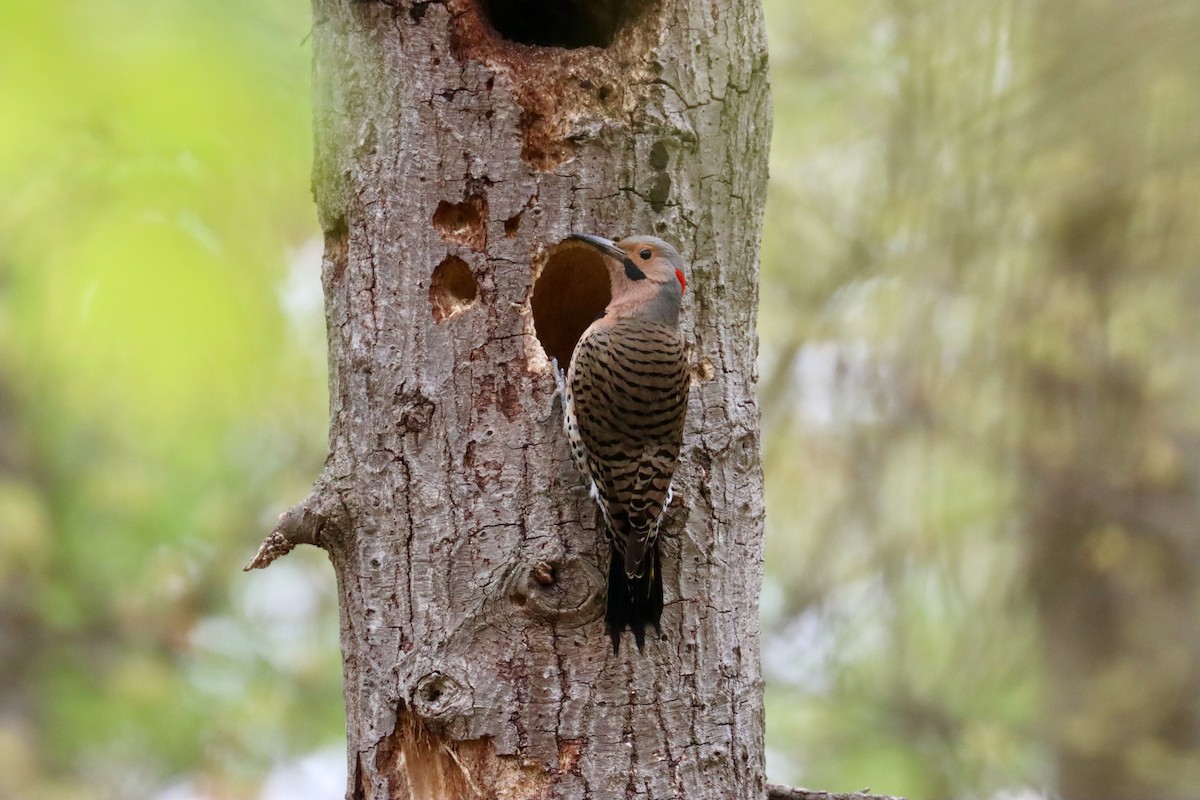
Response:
[504,211,522,238]
[411,671,467,720]
[477,0,651,49]
[648,172,672,212]
[531,239,611,367]
[649,141,670,169]
[429,256,479,323]
[432,194,488,251]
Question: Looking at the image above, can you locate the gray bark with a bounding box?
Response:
[254,0,771,796]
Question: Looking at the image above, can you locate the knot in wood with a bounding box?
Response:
[507,556,604,626]
[411,671,472,723]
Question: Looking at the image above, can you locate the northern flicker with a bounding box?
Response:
[562,233,690,652]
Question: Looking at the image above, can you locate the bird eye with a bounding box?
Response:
[639,248,652,260]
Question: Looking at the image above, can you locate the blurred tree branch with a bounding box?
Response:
[768,784,904,800]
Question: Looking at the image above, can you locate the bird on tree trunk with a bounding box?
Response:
[562,233,690,652]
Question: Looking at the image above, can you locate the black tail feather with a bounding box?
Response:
[605,543,664,653]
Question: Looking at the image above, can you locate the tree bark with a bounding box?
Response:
[252,0,771,797]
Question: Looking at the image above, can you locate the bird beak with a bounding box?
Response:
[569,233,626,262]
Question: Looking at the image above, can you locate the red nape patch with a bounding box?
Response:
[675,268,687,294]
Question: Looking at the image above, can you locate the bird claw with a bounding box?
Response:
[550,357,567,399]
[656,485,688,538]
[548,357,569,421]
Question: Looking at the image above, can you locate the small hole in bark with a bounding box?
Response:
[432,194,488,251]
[531,239,611,367]
[691,357,715,384]
[412,672,467,719]
[648,172,671,212]
[504,212,522,238]
[649,141,670,170]
[429,256,479,323]
[477,0,651,49]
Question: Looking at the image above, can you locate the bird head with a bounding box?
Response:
[569,233,687,324]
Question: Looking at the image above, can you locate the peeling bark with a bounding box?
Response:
[255,0,771,796]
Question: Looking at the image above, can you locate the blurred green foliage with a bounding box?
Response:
[1,3,340,798]
[3,0,1199,799]
[760,0,1200,798]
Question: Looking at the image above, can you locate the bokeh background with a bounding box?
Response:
[3,1,1199,799]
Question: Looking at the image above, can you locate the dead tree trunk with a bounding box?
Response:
[251,0,771,797]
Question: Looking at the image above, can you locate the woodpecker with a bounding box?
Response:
[563,233,690,652]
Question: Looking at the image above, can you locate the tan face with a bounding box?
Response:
[569,233,687,297]
[611,236,688,296]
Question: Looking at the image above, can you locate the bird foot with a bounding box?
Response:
[657,487,689,538]
[547,357,569,423]
[550,357,568,397]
